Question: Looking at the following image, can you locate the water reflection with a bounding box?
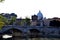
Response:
[2,34,12,39]
[1,38,60,40]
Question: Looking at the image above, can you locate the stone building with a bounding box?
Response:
[43,17,60,27]
[31,14,38,26]
[31,11,43,26]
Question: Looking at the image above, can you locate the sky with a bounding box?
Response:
[0,0,60,18]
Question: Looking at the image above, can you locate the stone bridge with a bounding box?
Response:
[0,25,60,38]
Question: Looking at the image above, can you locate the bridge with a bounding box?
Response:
[0,25,60,38]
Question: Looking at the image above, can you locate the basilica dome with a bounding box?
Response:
[37,11,43,20]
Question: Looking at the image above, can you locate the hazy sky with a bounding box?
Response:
[0,0,60,18]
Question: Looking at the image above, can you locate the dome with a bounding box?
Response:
[37,11,43,20]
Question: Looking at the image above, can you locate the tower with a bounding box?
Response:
[31,14,38,21]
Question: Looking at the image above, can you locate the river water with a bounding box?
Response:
[1,38,60,40]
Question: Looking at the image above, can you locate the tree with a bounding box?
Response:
[0,22,5,30]
[0,0,4,2]
[49,20,60,27]
[0,14,8,25]
[18,17,31,26]
[25,17,31,26]
[0,15,5,30]
[8,13,17,25]
[9,16,16,25]
[19,19,26,26]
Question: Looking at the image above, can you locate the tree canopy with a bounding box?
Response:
[0,0,4,2]
[49,20,60,27]
[0,14,6,30]
[25,17,31,26]
[0,22,5,30]
[9,16,16,25]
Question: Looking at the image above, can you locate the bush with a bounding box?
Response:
[0,22,5,30]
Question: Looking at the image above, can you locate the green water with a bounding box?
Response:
[2,38,60,40]
[29,38,60,40]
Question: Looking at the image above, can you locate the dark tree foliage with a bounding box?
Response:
[49,20,60,27]
[0,0,4,2]
[25,17,31,26]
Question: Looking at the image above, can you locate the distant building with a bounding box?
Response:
[31,20,37,26]
[32,14,38,21]
[37,11,43,20]
[31,10,43,26]
[37,11,43,26]
[43,17,60,27]
[1,11,60,27]
[43,18,51,26]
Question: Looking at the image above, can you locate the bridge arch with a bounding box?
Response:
[29,29,40,33]
[12,28,23,37]
[28,29,40,37]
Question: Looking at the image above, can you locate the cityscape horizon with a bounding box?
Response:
[0,0,60,40]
